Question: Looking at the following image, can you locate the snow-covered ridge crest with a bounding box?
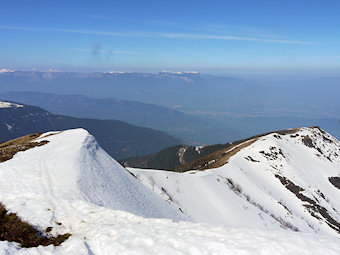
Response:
[0,129,186,241]
[0,100,24,108]
[130,126,340,236]
[0,128,185,220]
[159,70,200,75]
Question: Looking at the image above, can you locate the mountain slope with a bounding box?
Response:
[0,129,191,253]
[122,143,229,170]
[130,127,340,236]
[0,101,181,159]
[1,129,340,254]
[0,129,185,219]
[0,129,184,223]
[0,91,244,144]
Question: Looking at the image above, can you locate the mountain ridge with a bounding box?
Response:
[123,127,303,170]
[1,70,340,120]
[0,127,340,253]
[0,100,181,159]
[129,126,340,236]
[0,129,186,246]
[0,91,244,144]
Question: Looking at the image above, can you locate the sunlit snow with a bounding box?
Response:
[131,127,340,236]
[0,128,339,254]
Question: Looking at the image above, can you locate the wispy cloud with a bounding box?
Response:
[0,25,312,45]
[158,32,310,45]
[0,25,128,37]
[88,15,111,20]
[71,47,143,55]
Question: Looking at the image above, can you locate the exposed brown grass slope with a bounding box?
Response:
[0,133,49,163]
[0,203,70,248]
[176,127,301,172]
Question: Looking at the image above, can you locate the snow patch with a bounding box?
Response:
[5,123,12,131]
[195,145,205,154]
[0,101,24,108]
[0,68,14,73]
[177,147,187,164]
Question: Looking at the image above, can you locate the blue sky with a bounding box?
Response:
[1,0,340,73]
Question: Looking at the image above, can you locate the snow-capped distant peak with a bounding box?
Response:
[160,70,183,74]
[0,101,24,108]
[0,68,14,73]
[159,70,200,75]
[47,69,61,73]
[104,71,136,74]
[183,71,200,74]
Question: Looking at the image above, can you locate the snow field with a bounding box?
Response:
[0,127,340,254]
[1,212,340,255]
[130,127,340,236]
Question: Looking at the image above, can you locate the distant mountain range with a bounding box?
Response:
[0,91,245,144]
[1,70,340,119]
[0,71,244,112]
[1,71,339,144]
[0,101,181,159]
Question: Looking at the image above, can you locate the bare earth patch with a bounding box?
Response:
[176,139,257,172]
[0,133,49,163]
[176,127,301,172]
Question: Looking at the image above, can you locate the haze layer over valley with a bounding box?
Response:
[1,71,339,144]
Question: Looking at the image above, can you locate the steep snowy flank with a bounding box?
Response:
[130,127,340,236]
[0,129,185,221]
